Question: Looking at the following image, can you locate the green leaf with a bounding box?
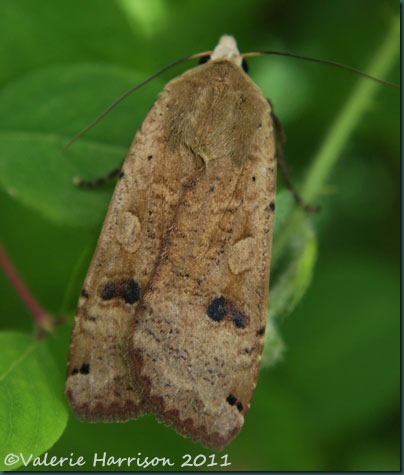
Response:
[269,218,317,321]
[0,0,151,86]
[0,332,68,471]
[263,219,317,365]
[261,319,285,367]
[263,191,318,366]
[0,63,163,145]
[0,132,122,228]
[0,64,165,228]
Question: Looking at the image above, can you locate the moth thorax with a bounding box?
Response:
[211,35,242,66]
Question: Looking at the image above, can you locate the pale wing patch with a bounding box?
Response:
[228,237,256,274]
[116,211,141,253]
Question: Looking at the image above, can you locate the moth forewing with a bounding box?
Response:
[65,97,177,420]
[128,40,276,449]
[66,35,276,450]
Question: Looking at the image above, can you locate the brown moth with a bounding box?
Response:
[66,35,277,450]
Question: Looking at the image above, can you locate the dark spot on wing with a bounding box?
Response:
[257,326,266,336]
[269,201,275,211]
[206,296,227,322]
[72,368,79,375]
[226,394,237,406]
[100,281,118,300]
[119,171,125,179]
[79,363,90,375]
[206,296,249,328]
[121,279,140,304]
[226,394,244,412]
[231,308,248,329]
[81,288,89,298]
[99,279,141,304]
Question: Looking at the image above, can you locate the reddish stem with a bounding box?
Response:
[0,243,53,332]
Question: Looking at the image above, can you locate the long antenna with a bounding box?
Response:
[65,47,398,151]
[242,51,399,88]
[62,51,211,152]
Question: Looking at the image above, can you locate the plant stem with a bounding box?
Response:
[0,243,53,333]
[275,16,399,255]
[301,15,399,203]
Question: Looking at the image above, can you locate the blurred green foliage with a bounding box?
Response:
[0,0,399,471]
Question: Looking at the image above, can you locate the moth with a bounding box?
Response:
[66,35,278,450]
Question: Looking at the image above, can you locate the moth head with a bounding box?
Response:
[210,35,242,67]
